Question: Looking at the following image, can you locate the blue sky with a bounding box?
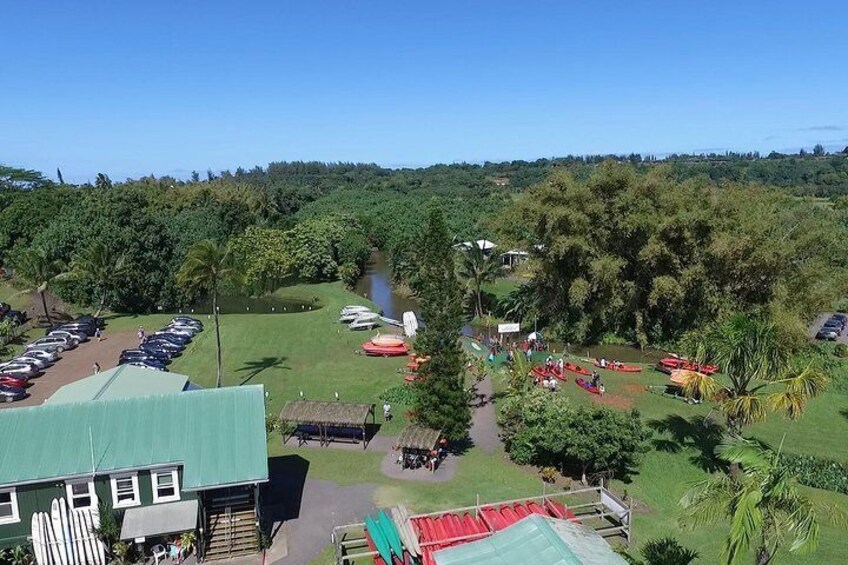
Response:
[2,1,846,182]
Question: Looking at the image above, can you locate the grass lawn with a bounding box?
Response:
[63,282,848,564]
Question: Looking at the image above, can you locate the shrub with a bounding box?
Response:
[540,466,558,483]
[380,384,418,406]
[338,262,361,290]
[834,343,848,358]
[265,414,281,435]
[781,453,848,494]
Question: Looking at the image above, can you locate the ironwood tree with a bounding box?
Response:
[410,201,471,441]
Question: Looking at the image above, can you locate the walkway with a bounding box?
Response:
[468,376,501,453]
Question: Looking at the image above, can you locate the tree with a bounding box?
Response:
[456,242,501,318]
[411,202,471,440]
[176,240,242,388]
[497,283,537,323]
[62,242,130,316]
[190,170,200,183]
[11,247,64,326]
[681,314,827,432]
[620,537,699,565]
[56,168,65,185]
[95,173,112,189]
[813,143,825,156]
[680,438,827,565]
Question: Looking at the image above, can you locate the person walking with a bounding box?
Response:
[137,326,145,344]
[95,327,103,342]
[383,401,392,422]
[92,362,100,375]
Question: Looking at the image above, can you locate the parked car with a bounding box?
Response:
[0,302,10,316]
[27,336,77,352]
[22,348,60,363]
[25,344,63,357]
[12,355,51,370]
[151,332,190,345]
[120,350,171,365]
[832,313,848,323]
[122,360,167,371]
[49,322,96,337]
[143,337,183,350]
[48,329,88,344]
[822,321,843,334]
[76,315,105,327]
[139,343,180,359]
[124,347,171,361]
[816,328,839,340]
[0,362,40,379]
[0,374,29,388]
[162,325,198,337]
[0,385,26,403]
[171,317,203,330]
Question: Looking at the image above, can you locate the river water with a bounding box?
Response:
[353,251,662,363]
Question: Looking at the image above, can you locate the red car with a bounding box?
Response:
[0,374,29,388]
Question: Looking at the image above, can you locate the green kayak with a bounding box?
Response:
[365,515,392,564]
[378,510,405,559]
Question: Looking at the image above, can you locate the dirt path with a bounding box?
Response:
[468,376,501,453]
[2,330,138,408]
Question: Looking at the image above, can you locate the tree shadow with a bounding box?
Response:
[648,414,726,473]
[236,356,289,385]
[840,408,848,422]
[448,436,473,457]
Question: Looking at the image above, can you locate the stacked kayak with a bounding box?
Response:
[362,342,410,356]
[563,362,592,376]
[657,357,719,375]
[372,334,406,348]
[575,378,600,395]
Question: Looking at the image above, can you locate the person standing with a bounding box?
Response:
[137,326,145,344]
[95,327,103,342]
[383,401,392,422]
[92,362,100,374]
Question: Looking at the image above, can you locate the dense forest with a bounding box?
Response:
[1,150,847,344]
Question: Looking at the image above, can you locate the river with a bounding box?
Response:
[353,251,662,363]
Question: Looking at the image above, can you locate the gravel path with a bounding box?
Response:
[468,376,501,453]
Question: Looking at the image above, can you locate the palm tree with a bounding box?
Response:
[11,247,65,326]
[680,437,824,565]
[63,242,130,316]
[94,173,112,189]
[680,314,827,432]
[176,240,242,388]
[456,243,502,319]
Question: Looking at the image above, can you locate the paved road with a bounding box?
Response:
[2,330,138,408]
[469,376,501,453]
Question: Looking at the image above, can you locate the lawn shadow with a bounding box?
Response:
[237,356,290,385]
[262,454,310,523]
[648,413,726,473]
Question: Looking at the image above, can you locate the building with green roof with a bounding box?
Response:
[0,385,269,559]
[45,365,191,404]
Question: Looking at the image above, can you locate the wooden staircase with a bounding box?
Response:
[204,489,259,560]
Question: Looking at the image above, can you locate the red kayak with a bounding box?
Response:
[563,362,592,376]
[532,366,567,381]
[658,357,718,375]
[362,342,410,356]
[594,362,642,373]
[575,378,600,395]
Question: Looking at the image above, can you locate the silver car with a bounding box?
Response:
[12,355,51,370]
[27,336,77,352]
[0,362,40,378]
[48,330,87,344]
[25,344,63,358]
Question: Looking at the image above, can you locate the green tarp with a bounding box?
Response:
[433,514,627,565]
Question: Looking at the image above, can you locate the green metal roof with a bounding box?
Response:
[433,515,627,565]
[0,386,268,491]
[46,365,190,404]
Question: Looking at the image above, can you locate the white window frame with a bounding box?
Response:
[0,487,20,525]
[151,468,180,504]
[109,473,141,509]
[65,479,96,510]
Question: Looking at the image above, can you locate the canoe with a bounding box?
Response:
[372,334,406,348]
[594,362,642,373]
[378,510,405,559]
[51,500,67,565]
[45,510,61,565]
[365,515,393,564]
[563,362,592,376]
[59,498,75,565]
[575,378,600,395]
[404,374,418,382]
[362,342,410,356]
[658,357,718,375]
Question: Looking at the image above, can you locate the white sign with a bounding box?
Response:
[498,323,520,334]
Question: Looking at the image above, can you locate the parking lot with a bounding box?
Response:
[808,312,848,344]
[0,329,138,408]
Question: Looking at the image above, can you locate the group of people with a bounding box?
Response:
[597,357,623,370]
[396,438,449,473]
[534,373,559,391]
[590,371,606,396]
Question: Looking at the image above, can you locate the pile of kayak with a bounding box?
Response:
[656,357,719,375]
[362,334,410,357]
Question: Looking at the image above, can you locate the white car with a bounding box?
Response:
[21,348,59,363]
[0,362,40,378]
[27,336,76,352]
